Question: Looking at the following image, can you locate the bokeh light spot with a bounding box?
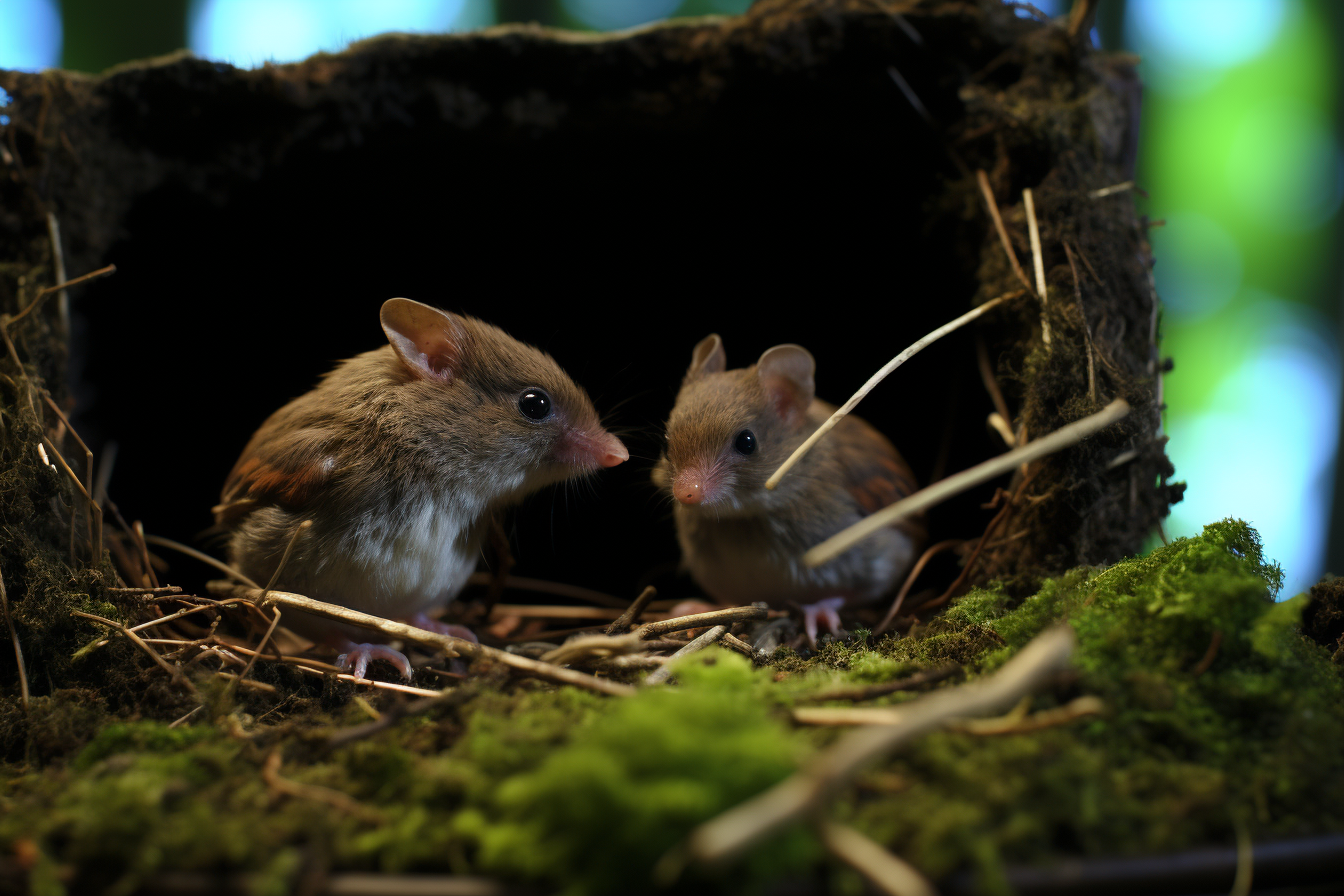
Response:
[560,0,681,31]
[0,0,62,72]
[1225,100,1344,230]
[1152,213,1243,320]
[1128,0,1285,70]
[189,0,472,66]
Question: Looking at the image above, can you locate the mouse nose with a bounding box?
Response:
[599,434,629,468]
[673,473,705,505]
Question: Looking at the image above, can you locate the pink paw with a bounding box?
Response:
[336,642,414,681]
[802,597,846,647]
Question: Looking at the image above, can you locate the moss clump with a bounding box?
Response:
[1,520,1341,895]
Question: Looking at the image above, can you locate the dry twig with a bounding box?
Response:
[672,626,1076,869]
[644,625,728,685]
[976,169,1034,296]
[606,585,659,634]
[817,821,937,896]
[804,399,1129,567]
[0,569,28,709]
[766,293,1016,489]
[1022,187,1052,346]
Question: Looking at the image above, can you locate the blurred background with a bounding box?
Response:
[2,0,1341,597]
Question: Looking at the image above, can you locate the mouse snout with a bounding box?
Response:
[598,433,629,468]
[672,471,708,505]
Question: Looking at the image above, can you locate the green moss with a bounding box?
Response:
[0,520,1340,895]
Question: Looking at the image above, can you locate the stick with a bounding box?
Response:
[644,625,728,685]
[637,605,767,638]
[1063,241,1097,401]
[42,391,101,563]
[1088,180,1134,199]
[803,399,1129,567]
[1022,187,1051,346]
[766,294,1015,489]
[73,610,198,695]
[144,534,262,589]
[606,585,659,634]
[0,569,28,710]
[206,581,636,697]
[873,539,963,635]
[677,626,1075,867]
[817,821,937,896]
[7,262,116,328]
[976,170,1035,295]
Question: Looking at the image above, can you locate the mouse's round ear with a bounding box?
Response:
[380,298,469,383]
[687,334,727,380]
[756,344,815,426]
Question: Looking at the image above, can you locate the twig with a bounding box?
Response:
[766,294,1017,489]
[1106,448,1138,469]
[1063,241,1097,401]
[1192,629,1223,677]
[45,213,69,334]
[637,605,767,638]
[327,687,473,751]
[947,695,1103,735]
[920,474,1036,613]
[672,626,1076,869]
[800,665,958,703]
[1022,187,1052,346]
[168,705,203,729]
[873,540,963,635]
[42,391,101,563]
[804,400,1129,567]
[144,534,262,589]
[73,610,198,695]
[975,333,1013,429]
[721,632,755,657]
[206,581,636,697]
[7,262,116,328]
[817,821,937,896]
[0,569,29,709]
[644,625,728,685]
[606,585,659,634]
[976,169,1035,295]
[1088,180,1134,199]
[262,750,384,823]
[215,672,278,694]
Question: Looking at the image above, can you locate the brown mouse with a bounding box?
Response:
[652,334,924,644]
[214,298,628,679]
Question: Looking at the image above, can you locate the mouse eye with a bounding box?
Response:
[518,388,552,421]
[733,430,757,455]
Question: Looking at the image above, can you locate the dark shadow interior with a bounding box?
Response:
[71,49,1004,608]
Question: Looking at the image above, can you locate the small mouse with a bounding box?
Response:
[214,298,628,679]
[652,334,924,644]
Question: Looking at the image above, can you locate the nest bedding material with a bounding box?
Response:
[2,520,1342,895]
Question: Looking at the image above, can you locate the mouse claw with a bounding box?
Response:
[336,643,414,681]
[801,597,846,647]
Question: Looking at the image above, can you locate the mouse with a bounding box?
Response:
[652,334,924,645]
[213,297,628,679]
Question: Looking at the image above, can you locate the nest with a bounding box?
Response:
[9,1,1315,894]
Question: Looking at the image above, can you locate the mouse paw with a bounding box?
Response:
[801,597,847,647]
[408,613,478,644]
[336,642,414,681]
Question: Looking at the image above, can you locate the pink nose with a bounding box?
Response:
[673,474,704,505]
[598,435,629,468]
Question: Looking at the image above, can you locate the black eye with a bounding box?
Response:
[733,430,757,455]
[518,388,552,421]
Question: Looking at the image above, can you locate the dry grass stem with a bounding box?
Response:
[1023,187,1052,346]
[216,671,279,694]
[766,294,1015,489]
[804,399,1129,567]
[168,705,203,729]
[801,665,959,703]
[976,169,1035,295]
[207,581,637,697]
[947,695,1104,735]
[73,610,198,695]
[678,626,1076,867]
[144,534,262,589]
[644,625,728,685]
[541,631,647,665]
[720,631,755,656]
[636,605,768,638]
[41,391,101,562]
[606,584,659,634]
[794,705,906,726]
[0,569,29,709]
[1063,241,1098,401]
[874,539,963,634]
[8,261,116,329]
[987,412,1016,447]
[1107,448,1138,469]
[1088,180,1134,199]
[817,821,937,896]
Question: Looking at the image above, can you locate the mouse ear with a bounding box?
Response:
[756,344,815,425]
[380,298,469,383]
[687,334,726,379]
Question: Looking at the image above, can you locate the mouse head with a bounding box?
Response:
[659,333,816,513]
[380,297,627,495]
